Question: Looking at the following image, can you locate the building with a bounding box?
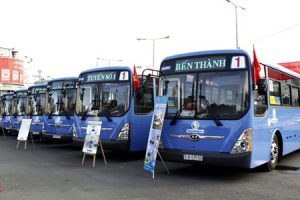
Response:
[0,47,25,94]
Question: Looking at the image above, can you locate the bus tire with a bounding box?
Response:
[262,135,279,171]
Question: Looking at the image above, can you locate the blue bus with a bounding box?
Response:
[73,66,158,151]
[158,49,300,171]
[1,92,15,132]
[12,89,28,131]
[27,83,48,134]
[44,77,78,140]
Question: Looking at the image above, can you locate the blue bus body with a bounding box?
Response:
[73,66,157,151]
[27,83,48,134]
[44,77,78,139]
[12,89,28,131]
[1,93,15,131]
[159,49,300,170]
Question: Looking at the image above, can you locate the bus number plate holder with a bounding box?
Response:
[183,154,203,161]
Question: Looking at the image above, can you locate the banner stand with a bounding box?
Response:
[81,120,107,167]
[16,132,35,150]
[1,126,6,140]
[144,96,169,179]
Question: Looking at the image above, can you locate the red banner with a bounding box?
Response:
[0,58,24,85]
[278,61,300,74]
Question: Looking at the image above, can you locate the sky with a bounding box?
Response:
[0,0,299,79]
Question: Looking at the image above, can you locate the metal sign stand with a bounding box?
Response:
[81,153,97,167]
[82,119,107,167]
[81,139,107,167]
[16,132,35,150]
[157,151,170,176]
[152,151,170,179]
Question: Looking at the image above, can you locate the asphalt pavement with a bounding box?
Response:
[0,135,300,200]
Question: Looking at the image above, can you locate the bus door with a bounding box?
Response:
[131,69,159,151]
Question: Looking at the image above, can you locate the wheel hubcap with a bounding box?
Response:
[270,139,279,164]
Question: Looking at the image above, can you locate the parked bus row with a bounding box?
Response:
[0,67,159,153]
[1,49,300,171]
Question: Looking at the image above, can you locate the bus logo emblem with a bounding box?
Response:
[190,134,201,141]
[191,121,200,130]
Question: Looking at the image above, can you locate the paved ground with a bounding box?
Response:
[0,135,300,200]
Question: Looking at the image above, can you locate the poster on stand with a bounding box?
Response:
[17,119,32,141]
[82,121,102,155]
[144,96,168,174]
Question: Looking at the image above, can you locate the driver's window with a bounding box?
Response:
[134,78,155,114]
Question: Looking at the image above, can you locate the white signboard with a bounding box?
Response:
[17,119,32,141]
[82,121,102,155]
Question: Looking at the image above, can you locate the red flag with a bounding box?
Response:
[253,46,261,85]
[133,65,140,91]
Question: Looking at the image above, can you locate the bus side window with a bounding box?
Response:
[269,80,281,106]
[134,84,154,114]
[254,79,268,115]
[281,82,291,106]
[291,87,299,107]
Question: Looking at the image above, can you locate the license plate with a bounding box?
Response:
[52,135,62,139]
[183,154,203,161]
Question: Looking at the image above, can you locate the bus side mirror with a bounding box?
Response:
[257,79,267,95]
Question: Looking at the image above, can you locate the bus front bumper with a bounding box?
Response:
[159,148,251,168]
[73,137,129,151]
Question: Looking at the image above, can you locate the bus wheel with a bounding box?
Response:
[263,135,279,171]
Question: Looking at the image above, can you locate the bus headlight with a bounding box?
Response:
[72,125,78,138]
[117,123,129,141]
[231,128,252,154]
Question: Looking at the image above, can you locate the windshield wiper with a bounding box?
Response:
[170,96,194,125]
[199,95,223,126]
[98,108,112,122]
[36,104,43,115]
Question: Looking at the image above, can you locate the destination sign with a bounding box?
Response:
[80,71,129,83]
[175,56,227,72]
[51,81,77,90]
[16,92,27,98]
[86,71,117,82]
[31,87,47,94]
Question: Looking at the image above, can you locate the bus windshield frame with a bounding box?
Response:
[15,92,27,115]
[160,53,250,120]
[28,87,47,116]
[48,80,77,116]
[77,70,131,117]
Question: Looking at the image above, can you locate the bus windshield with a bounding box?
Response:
[4,96,13,115]
[16,97,27,115]
[162,71,249,120]
[78,82,130,117]
[28,92,47,115]
[48,89,76,116]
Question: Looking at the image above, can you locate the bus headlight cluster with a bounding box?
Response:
[72,125,78,138]
[231,128,252,154]
[117,123,129,141]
